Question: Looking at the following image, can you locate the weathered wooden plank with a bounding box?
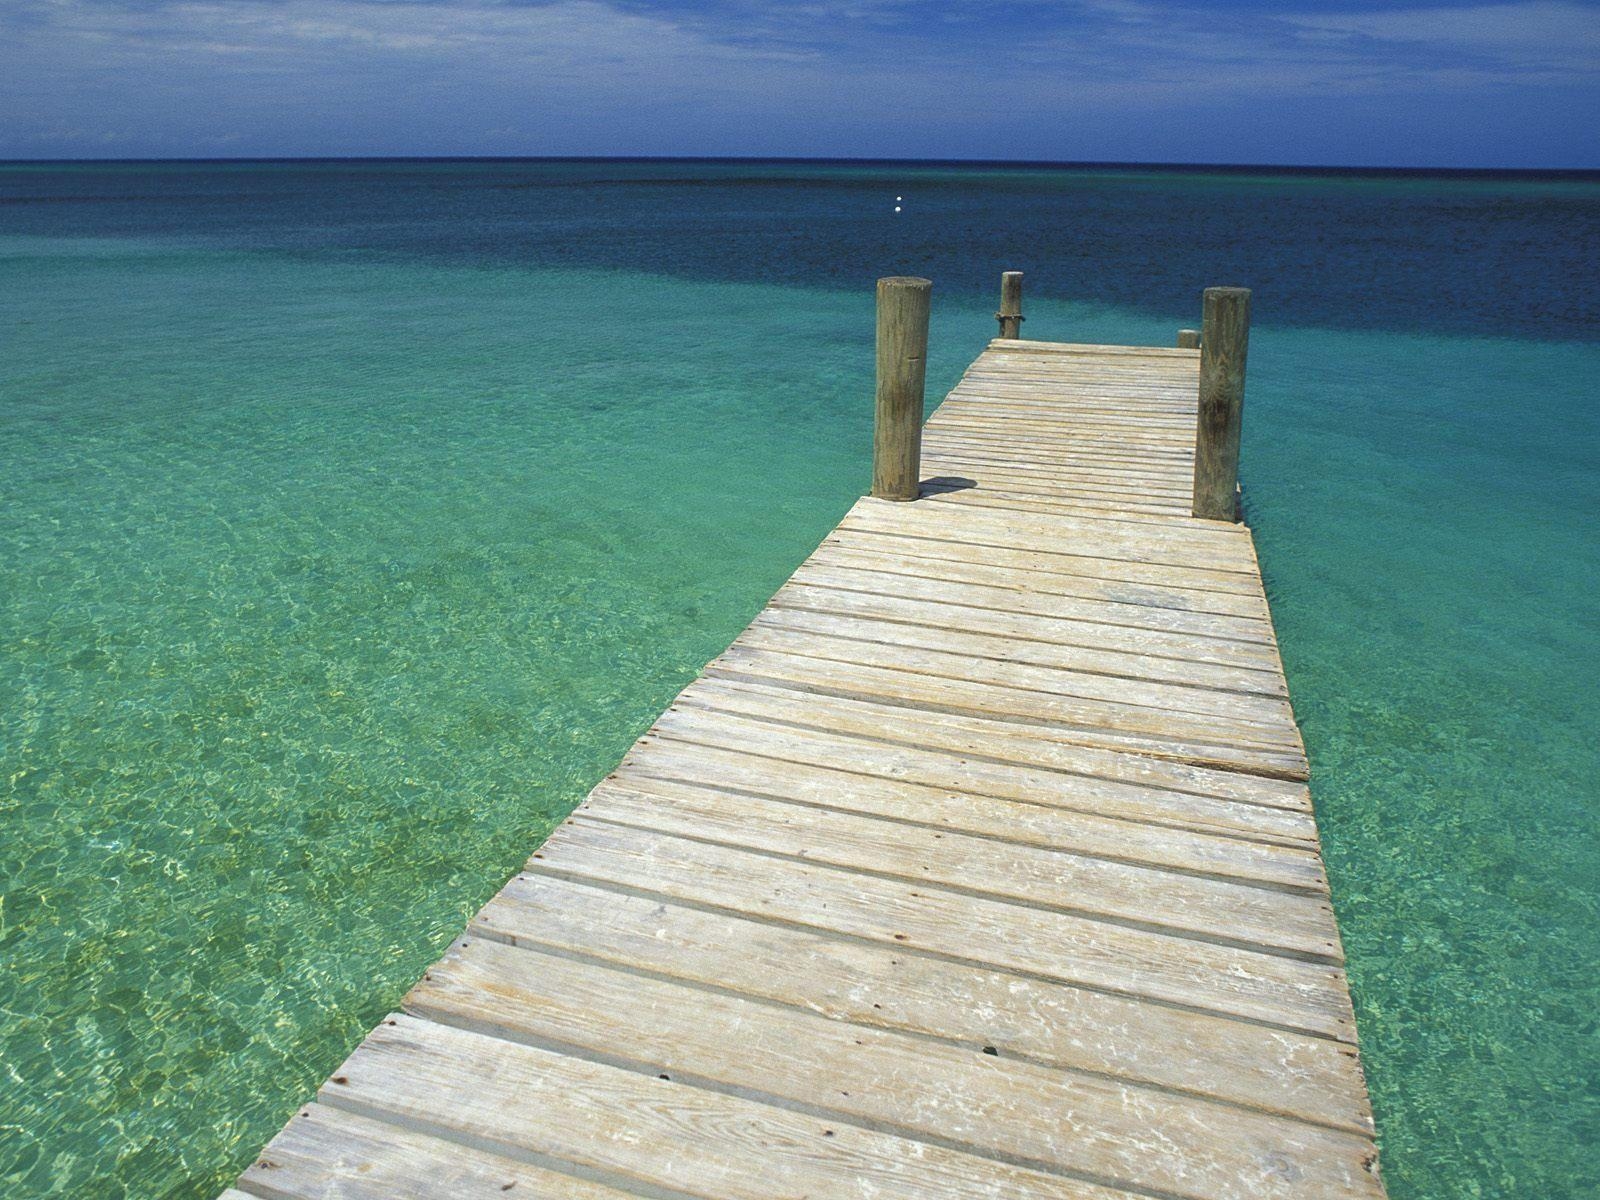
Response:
[330,1013,1143,1200]
[919,485,1192,521]
[918,462,1192,505]
[956,362,1198,378]
[919,487,1195,525]
[951,382,1195,399]
[765,579,1281,675]
[939,419,1187,439]
[641,701,1323,853]
[942,398,1197,422]
[925,427,1192,458]
[813,532,1273,618]
[938,403,1195,430]
[921,441,1196,480]
[584,779,1340,957]
[831,518,1261,594]
[527,818,1358,1038]
[937,406,1192,428]
[755,601,1280,704]
[674,676,1314,814]
[940,405,1195,428]
[987,337,1201,358]
[769,583,1286,696]
[939,396,1195,421]
[816,528,1259,603]
[920,447,1193,488]
[707,643,1309,778]
[928,441,1189,470]
[918,468,1192,510]
[947,383,1193,401]
[743,609,1295,724]
[931,421,1190,447]
[780,565,1282,660]
[927,441,1186,468]
[957,361,1197,377]
[927,424,1193,457]
[951,367,1196,386]
[237,1104,639,1199]
[841,497,1260,571]
[406,941,1383,1200]
[917,466,1186,502]
[912,489,1186,519]
[930,418,1192,449]
[918,445,1192,483]
[944,388,1191,405]
[713,633,1304,761]
[473,875,1375,1134]
[977,343,1200,361]
[604,760,1321,898]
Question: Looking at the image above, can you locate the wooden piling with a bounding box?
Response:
[872,276,932,502]
[997,271,1024,339]
[1191,287,1250,522]
[1177,329,1200,349]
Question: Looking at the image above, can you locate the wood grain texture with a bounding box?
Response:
[1193,287,1251,521]
[404,939,1381,1200]
[323,1013,1148,1200]
[472,874,1375,1133]
[236,1105,639,1200]
[220,337,1384,1200]
[521,817,1358,1039]
[873,276,932,501]
[997,270,1024,339]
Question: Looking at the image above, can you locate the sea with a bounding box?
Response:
[2,158,1597,1198]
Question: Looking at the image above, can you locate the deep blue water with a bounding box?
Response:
[2,159,1597,1198]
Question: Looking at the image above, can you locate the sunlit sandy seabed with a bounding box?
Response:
[1,161,1597,1198]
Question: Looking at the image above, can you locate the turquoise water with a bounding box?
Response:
[2,161,1597,1198]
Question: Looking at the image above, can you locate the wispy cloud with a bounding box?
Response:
[1283,1,1600,77]
[0,0,1595,161]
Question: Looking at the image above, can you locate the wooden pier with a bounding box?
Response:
[225,280,1385,1200]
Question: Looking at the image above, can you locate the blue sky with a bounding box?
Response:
[1,0,1596,165]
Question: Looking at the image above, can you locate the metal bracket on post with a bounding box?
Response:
[1191,287,1250,522]
[996,271,1023,339]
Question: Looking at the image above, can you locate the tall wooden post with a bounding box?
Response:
[1177,329,1200,349]
[1191,287,1250,522]
[996,271,1024,339]
[872,276,932,502]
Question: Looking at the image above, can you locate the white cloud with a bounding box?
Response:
[1284,1,1600,75]
[0,0,1592,157]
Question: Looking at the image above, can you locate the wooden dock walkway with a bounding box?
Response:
[226,286,1385,1200]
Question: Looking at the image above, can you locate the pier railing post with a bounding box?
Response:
[1191,287,1250,522]
[1177,328,1200,349]
[872,276,932,502]
[996,271,1024,339]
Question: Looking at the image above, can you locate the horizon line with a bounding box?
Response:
[3,154,1597,178]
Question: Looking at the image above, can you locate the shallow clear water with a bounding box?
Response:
[2,160,1597,1199]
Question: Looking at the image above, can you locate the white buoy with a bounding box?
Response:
[894,206,902,213]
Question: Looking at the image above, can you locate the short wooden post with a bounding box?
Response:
[1177,328,1200,349]
[872,276,932,502]
[996,271,1024,339]
[1191,287,1250,522]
